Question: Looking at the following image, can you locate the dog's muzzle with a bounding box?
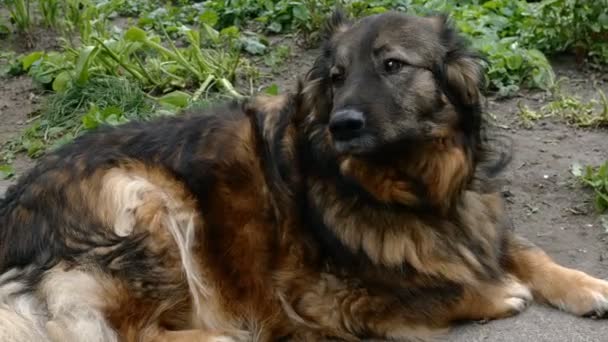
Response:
[329,109,366,142]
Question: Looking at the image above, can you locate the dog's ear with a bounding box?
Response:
[431,15,485,107]
[300,10,350,119]
[445,55,484,106]
[321,9,351,41]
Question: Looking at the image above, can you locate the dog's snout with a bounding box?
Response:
[329,110,366,141]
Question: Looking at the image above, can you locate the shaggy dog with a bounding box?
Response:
[1,11,607,342]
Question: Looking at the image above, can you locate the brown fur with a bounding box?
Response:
[1,10,607,342]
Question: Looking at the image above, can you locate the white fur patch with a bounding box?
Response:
[164,212,208,315]
[99,171,153,237]
[0,268,50,342]
[590,291,608,315]
[502,277,533,313]
[39,267,119,342]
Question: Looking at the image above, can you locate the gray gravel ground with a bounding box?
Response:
[451,305,608,342]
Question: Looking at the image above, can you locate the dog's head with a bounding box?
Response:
[303,10,485,157]
[299,11,512,209]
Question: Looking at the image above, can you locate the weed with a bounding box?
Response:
[517,102,545,128]
[543,90,608,127]
[39,0,60,29]
[2,0,33,35]
[0,19,10,38]
[19,23,246,97]
[521,0,608,65]
[263,83,279,95]
[0,164,14,180]
[116,0,160,17]
[0,51,23,77]
[572,161,608,213]
[263,45,291,72]
[517,90,608,128]
[1,76,155,161]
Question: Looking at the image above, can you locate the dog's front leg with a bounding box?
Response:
[287,273,459,341]
[506,235,608,317]
[287,270,540,341]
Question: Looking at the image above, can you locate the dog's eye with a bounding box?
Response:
[330,67,345,84]
[384,59,404,74]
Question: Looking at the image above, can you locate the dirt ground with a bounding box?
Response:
[1,37,607,340]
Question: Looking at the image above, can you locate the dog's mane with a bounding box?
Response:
[289,11,514,276]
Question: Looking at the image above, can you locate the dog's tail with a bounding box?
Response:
[0,267,51,341]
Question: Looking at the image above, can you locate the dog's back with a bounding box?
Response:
[0,98,294,341]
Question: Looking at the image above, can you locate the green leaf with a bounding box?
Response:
[0,164,14,180]
[100,106,124,120]
[125,26,148,42]
[599,164,608,178]
[201,23,219,43]
[21,51,44,71]
[22,138,45,158]
[0,24,10,37]
[74,46,98,85]
[138,17,154,26]
[52,71,72,92]
[571,162,583,177]
[199,9,219,27]
[599,13,608,28]
[82,103,102,130]
[482,0,500,10]
[241,36,266,55]
[264,84,279,95]
[596,192,608,212]
[220,26,240,39]
[158,91,191,108]
[367,7,387,15]
[267,21,282,33]
[292,5,310,22]
[50,133,75,151]
[46,126,65,138]
[181,26,200,47]
[506,54,523,70]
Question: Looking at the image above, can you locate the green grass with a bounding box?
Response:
[572,161,608,213]
[517,101,545,128]
[543,91,608,128]
[517,89,608,128]
[1,0,33,34]
[1,76,155,162]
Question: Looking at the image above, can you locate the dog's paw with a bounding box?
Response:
[552,274,608,318]
[459,277,532,322]
[496,278,533,316]
[479,277,532,320]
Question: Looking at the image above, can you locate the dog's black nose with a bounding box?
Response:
[329,110,365,141]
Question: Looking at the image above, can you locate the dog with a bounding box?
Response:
[1,10,607,342]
